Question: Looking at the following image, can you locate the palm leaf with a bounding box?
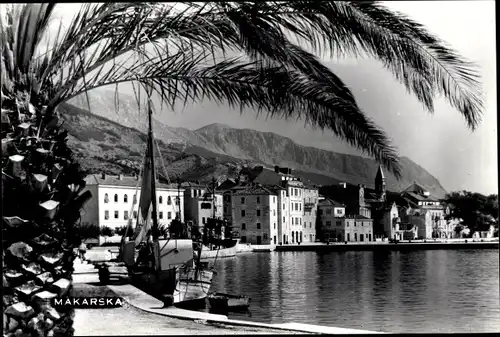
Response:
[1,2,485,178]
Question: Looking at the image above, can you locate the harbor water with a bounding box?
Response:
[208,249,499,333]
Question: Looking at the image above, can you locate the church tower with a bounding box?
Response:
[375,165,386,202]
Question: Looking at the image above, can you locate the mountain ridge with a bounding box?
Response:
[67,90,447,197]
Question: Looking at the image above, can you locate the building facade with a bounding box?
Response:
[317,198,374,242]
[230,184,279,245]
[238,165,319,244]
[81,173,184,229]
[182,182,223,230]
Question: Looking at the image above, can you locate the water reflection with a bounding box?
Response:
[210,250,499,333]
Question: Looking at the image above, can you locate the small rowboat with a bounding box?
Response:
[208,292,251,311]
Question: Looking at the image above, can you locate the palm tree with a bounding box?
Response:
[2,2,483,336]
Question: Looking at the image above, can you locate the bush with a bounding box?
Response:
[100,226,114,237]
[76,223,100,240]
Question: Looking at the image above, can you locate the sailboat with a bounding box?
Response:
[199,178,239,261]
[119,94,213,306]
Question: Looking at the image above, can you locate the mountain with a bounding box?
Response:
[67,90,447,197]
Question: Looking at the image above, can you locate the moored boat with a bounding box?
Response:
[117,92,213,306]
[208,292,251,312]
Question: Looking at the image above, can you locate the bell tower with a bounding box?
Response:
[375,165,386,202]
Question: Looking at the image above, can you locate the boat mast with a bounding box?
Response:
[177,176,181,221]
[147,95,159,241]
[212,177,216,219]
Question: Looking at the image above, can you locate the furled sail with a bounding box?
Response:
[133,142,154,246]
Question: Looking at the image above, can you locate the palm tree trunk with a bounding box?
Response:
[3,95,89,337]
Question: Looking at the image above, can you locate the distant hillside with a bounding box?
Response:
[67,90,447,197]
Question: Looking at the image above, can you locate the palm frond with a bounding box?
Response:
[0,1,485,178]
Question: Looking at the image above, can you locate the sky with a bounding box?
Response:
[48,1,497,195]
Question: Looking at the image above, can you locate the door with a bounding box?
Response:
[354,233,358,241]
[360,234,364,242]
[283,234,286,244]
[257,236,262,245]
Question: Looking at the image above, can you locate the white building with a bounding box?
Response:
[81,173,184,229]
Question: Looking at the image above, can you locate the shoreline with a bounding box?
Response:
[275,241,499,252]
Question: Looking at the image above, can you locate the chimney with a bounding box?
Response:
[274,165,280,173]
[101,172,106,179]
[118,174,123,180]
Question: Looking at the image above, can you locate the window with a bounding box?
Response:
[336,209,343,215]
[167,196,172,205]
[274,223,276,229]
[241,210,246,217]
[263,233,268,241]
[241,197,245,204]
[299,218,302,225]
[168,212,172,219]
[347,233,350,241]
[194,190,197,197]
[242,223,246,230]
[283,203,285,210]
[104,210,109,220]
[354,233,358,241]
[326,209,332,215]
[273,210,276,216]
[114,211,119,219]
[133,211,137,219]
[159,212,163,219]
[104,194,109,203]
[202,217,206,224]
[114,194,118,202]
[326,221,332,227]
[124,211,129,220]
[273,197,276,203]
[175,196,180,205]
[336,221,341,227]
[283,216,285,223]
[224,206,227,214]
[201,202,212,209]
[299,203,302,211]
[257,196,260,204]
[257,223,261,229]
[124,194,128,203]
[159,196,163,204]
[257,209,261,216]
[354,222,357,227]
[133,195,137,204]
[175,211,179,219]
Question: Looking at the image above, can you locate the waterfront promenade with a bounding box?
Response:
[275,240,499,252]
[72,260,382,335]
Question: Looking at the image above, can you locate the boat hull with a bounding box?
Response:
[200,240,239,260]
[173,268,213,304]
[208,292,251,312]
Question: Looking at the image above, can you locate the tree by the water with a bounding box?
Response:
[1,2,484,336]
[443,191,498,234]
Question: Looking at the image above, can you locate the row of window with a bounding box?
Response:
[240,196,277,204]
[240,209,276,217]
[104,193,179,205]
[325,220,367,227]
[104,210,179,220]
[241,223,277,230]
[240,233,272,244]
